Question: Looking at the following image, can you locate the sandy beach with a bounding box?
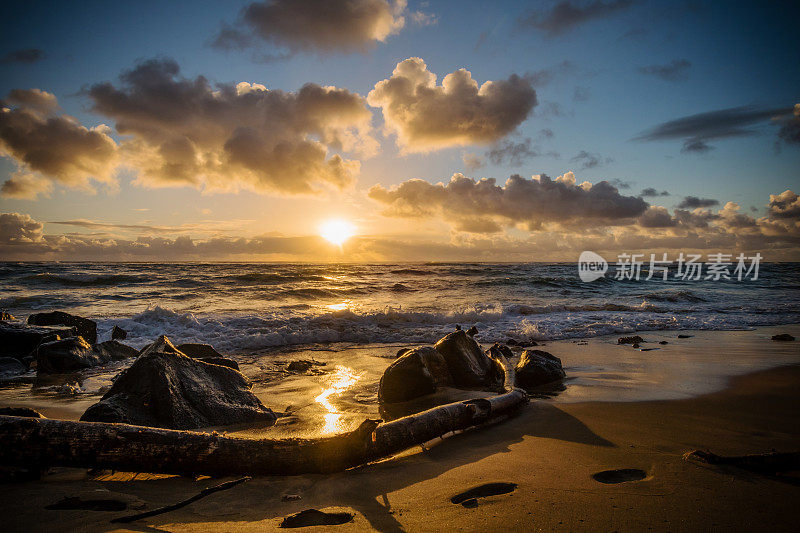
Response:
[1,325,798,532]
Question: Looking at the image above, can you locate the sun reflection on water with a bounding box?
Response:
[314,365,362,434]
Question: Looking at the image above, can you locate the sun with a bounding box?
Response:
[320,219,355,246]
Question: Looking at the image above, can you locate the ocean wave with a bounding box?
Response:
[21,273,148,287]
[639,290,706,303]
[229,272,329,284]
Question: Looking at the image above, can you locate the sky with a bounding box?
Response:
[0,0,798,261]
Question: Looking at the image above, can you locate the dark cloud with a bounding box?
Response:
[777,104,800,146]
[636,59,691,82]
[677,196,719,209]
[368,172,648,232]
[609,179,630,189]
[570,150,613,170]
[768,190,800,219]
[487,138,540,167]
[367,57,537,152]
[0,212,43,243]
[87,58,374,194]
[519,0,636,37]
[633,105,793,153]
[212,0,407,54]
[0,89,118,197]
[638,206,676,227]
[0,48,44,65]
[640,187,669,197]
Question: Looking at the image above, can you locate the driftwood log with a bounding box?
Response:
[0,353,526,476]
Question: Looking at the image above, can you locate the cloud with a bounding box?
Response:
[462,153,485,170]
[213,0,408,55]
[570,150,613,170]
[0,48,44,65]
[528,60,576,87]
[777,103,800,146]
[0,212,44,243]
[640,187,669,197]
[0,172,53,199]
[487,138,541,167]
[636,59,691,82]
[637,206,676,227]
[87,58,374,194]
[368,172,648,232]
[633,105,793,153]
[677,196,719,209]
[0,89,119,197]
[768,190,800,219]
[519,0,636,37]
[368,57,537,152]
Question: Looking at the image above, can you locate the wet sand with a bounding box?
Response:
[1,326,798,531]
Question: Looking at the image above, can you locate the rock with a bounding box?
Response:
[28,311,97,344]
[80,349,276,430]
[287,360,312,372]
[771,333,795,341]
[515,350,566,389]
[466,326,479,337]
[0,357,27,377]
[111,325,127,340]
[677,334,693,338]
[199,357,239,370]
[659,341,668,345]
[378,347,453,404]
[618,336,644,345]
[0,311,15,321]
[0,406,43,417]
[139,334,184,357]
[455,324,461,330]
[487,343,514,360]
[433,330,494,388]
[0,322,76,360]
[36,336,112,374]
[632,343,640,349]
[93,340,138,361]
[395,347,412,358]
[177,343,223,358]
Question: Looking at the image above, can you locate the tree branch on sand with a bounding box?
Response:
[0,354,526,477]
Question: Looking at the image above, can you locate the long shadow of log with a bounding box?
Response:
[95,402,612,532]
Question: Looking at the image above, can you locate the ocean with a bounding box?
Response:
[2,262,798,352]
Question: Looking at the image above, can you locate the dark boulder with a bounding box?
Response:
[80,349,275,430]
[395,347,412,358]
[659,341,668,345]
[515,350,566,389]
[35,336,110,374]
[487,343,514,360]
[0,311,15,321]
[0,406,43,417]
[111,325,127,340]
[177,343,223,358]
[287,360,311,372]
[618,336,644,345]
[466,326,479,337]
[0,357,27,377]
[771,333,795,341]
[677,334,693,338]
[378,347,453,404]
[93,340,138,361]
[0,322,75,360]
[433,330,494,388]
[28,311,97,344]
[139,335,184,357]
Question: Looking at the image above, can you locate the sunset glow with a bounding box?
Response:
[319,219,355,246]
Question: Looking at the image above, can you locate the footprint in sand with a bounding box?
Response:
[450,482,518,508]
[591,468,647,484]
[279,509,354,528]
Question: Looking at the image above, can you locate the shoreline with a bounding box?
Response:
[1,361,798,531]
